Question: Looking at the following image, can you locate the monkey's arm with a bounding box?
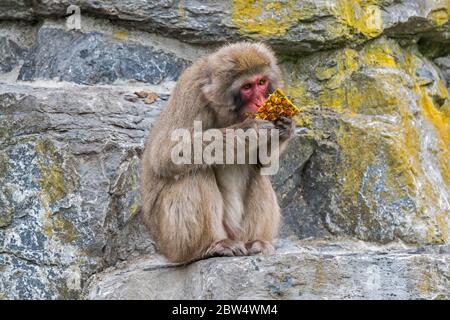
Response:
[145,118,278,178]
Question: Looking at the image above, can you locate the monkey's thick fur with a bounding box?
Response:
[140,42,292,263]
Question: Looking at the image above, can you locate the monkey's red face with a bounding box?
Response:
[238,75,269,116]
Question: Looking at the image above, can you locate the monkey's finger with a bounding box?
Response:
[274,120,289,131]
[232,243,248,256]
[279,116,292,123]
[276,116,292,127]
[256,120,275,130]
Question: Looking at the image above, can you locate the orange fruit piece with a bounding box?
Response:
[255,88,300,121]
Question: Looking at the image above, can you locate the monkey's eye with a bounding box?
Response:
[258,79,266,85]
[242,83,252,90]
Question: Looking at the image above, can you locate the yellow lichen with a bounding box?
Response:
[402,46,450,188]
[43,222,53,238]
[417,274,430,295]
[428,0,450,26]
[313,260,325,291]
[231,0,301,37]
[288,39,442,118]
[437,80,449,101]
[415,85,449,184]
[428,9,449,26]
[435,213,449,242]
[285,83,307,105]
[315,64,339,82]
[177,4,187,23]
[362,42,398,68]
[332,0,383,38]
[53,217,77,243]
[0,152,8,179]
[392,106,421,190]
[315,48,360,112]
[35,140,66,203]
[342,48,360,74]
[129,202,139,217]
[113,30,128,41]
[43,215,77,244]
[336,123,376,206]
[293,111,312,128]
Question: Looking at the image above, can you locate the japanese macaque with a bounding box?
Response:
[140,42,294,263]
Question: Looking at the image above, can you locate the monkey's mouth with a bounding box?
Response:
[239,102,262,120]
[247,102,262,113]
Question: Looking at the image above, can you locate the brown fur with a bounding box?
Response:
[140,42,293,263]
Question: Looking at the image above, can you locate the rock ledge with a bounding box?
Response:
[85,239,449,300]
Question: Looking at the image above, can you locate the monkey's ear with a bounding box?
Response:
[199,70,222,104]
[198,65,212,92]
[200,80,213,100]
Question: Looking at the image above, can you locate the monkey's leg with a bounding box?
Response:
[241,174,280,256]
[150,171,233,263]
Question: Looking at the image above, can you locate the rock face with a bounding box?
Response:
[280,37,449,244]
[1,0,449,52]
[85,240,450,300]
[0,0,449,299]
[435,54,450,90]
[0,83,158,298]
[0,37,26,73]
[18,27,189,85]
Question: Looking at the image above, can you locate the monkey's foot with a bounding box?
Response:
[245,240,275,255]
[204,239,248,258]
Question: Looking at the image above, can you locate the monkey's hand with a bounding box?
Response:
[274,116,295,141]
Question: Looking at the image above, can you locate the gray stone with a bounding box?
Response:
[0,37,27,74]
[18,27,190,85]
[272,135,331,239]
[0,0,34,20]
[0,83,160,299]
[84,239,450,300]
[435,55,450,91]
